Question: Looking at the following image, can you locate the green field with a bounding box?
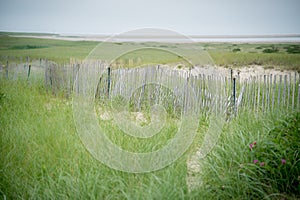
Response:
[1,35,300,71]
[0,36,97,62]
[0,34,300,199]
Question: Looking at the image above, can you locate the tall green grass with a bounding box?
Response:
[0,79,189,199]
[1,76,299,199]
[189,110,300,199]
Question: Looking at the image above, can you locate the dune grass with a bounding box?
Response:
[1,76,299,199]
[189,110,300,199]
[0,79,190,199]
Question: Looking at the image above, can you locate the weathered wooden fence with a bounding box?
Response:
[237,72,300,113]
[1,57,299,115]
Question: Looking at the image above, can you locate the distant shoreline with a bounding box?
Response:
[2,32,300,43]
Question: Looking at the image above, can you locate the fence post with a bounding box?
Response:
[26,56,29,67]
[233,77,236,116]
[107,66,111,98]
[27,64,31,80]
[49,63,53,87]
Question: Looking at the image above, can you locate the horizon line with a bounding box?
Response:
[1,30,300,38]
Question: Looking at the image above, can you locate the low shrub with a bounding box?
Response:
[262,47,279,53]
[285,45,300,54]
[250,112,300,196]
[10,45,48,50]
[232,48,241,52]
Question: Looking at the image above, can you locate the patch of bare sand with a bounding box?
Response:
[190,65,296,80]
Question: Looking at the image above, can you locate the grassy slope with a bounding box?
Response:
[0,35,300,70]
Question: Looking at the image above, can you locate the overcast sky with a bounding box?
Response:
[0,0,299,35]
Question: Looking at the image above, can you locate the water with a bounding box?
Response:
[13,35,300,43]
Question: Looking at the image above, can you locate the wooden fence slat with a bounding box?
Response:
[272,74,276,111]
[278,75,282,109]
[283,75,287,108]
[292,72,296,109]
[287,73,291,110]
[298,73,300,109]
[266,75,270,112]
[255,75,259,111]
[261,75,265,111]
